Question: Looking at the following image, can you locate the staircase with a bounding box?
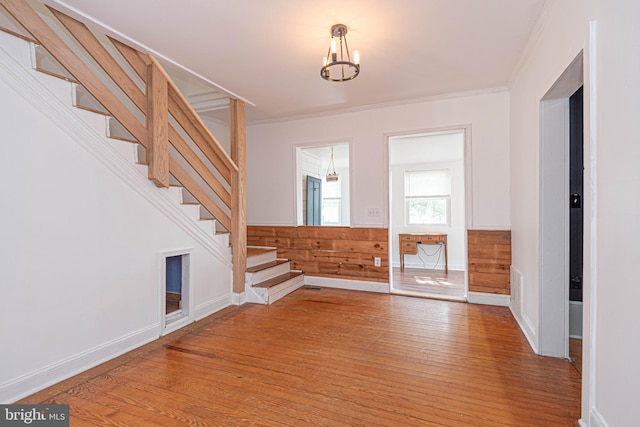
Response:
[245,246,304,304]
[0,30,230,247]
[1,9,302,304]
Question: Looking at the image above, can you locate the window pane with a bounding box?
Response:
[323,180,341,198]
[408,198,448,225]
[407,170,451,197]
[322,199,341,225]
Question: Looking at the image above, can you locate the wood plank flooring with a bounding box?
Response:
[20,287,581,426]
[393,267,466,300]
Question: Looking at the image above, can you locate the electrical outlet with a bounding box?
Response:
[374,257,381,267]
[367,208,380,217]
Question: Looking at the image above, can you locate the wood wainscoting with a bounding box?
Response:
[467,230,511,294]
[247,226,388,283]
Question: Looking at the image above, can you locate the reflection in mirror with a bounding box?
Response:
[296,143,350,226]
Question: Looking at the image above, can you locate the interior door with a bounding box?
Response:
[306,176,322,225]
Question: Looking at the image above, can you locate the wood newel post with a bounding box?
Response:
[230,99,247,295]
[146,59,169,187]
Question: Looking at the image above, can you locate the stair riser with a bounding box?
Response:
[246,251,277,268]
[245,275,304,305]
[268,277,305,304]
[267,274,305,298]
[246,261,291,285]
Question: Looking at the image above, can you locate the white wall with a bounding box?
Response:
[246,90,510,230]
[510,0,640,425]
[509,0,590,348]
[590,1,640,425]
[0,34,233,402]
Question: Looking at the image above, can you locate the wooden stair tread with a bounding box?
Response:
[247,246,277,257]
[252,271,303,289]
[246,259,289,273]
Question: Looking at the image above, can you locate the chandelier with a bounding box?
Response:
[320,24,360,82]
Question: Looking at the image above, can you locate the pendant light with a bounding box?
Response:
[326,147,339,182]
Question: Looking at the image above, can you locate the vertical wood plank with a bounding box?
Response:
[230,99,246,294]
[146,60,169,187]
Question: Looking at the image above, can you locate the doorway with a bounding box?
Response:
[388,129,468,300]
[160,249,192,335]
[569,86,584,372]
[296,143,350,226]
[538,52,584,358]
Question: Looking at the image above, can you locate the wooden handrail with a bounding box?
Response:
[0,0,147,145]
[168,126,231,208]
[2,0,243,282]
[168,85,235,184]
[49,8,146,114]
[169,159,231,231]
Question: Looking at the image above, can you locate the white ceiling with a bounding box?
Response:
[51,0,546,123]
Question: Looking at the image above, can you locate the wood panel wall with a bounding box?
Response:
[467,230,511,295]
[247,226,388,283]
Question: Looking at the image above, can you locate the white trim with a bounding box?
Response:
[508,0,558,86]
[587,409,608,427]
[195,294,233,319]
[467,292,511,307]
[586,20,599,427]
[304,276,390,293]
[159,248,194,336]
[232,292,247,306]
[510,307,539,354]
[0,41,232,267]
[0,324,158,403]
[249,87,508,126]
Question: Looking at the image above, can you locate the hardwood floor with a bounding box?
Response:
[20,287,581,426]
[393,267,466,300]
[570,338,583,375]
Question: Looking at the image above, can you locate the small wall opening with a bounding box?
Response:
[166,255,183,316]
[161,250,192,333]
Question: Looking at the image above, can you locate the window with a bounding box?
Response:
[405,170,451,225]
[322,179,342,225]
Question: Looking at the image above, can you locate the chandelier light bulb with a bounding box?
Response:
[320,24,361,82]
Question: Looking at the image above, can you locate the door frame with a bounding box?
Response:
[538,52,584,358]
[384,125,473,293]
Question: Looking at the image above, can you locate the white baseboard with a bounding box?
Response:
[304,276,390,293]
[194,294,233,320]
[588,408,609,427]
[510,307,539,354]
[467,291,510,306]
[232,292,247,305]
[0,324,158,404]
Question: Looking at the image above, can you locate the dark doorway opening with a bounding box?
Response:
[166,255,182,315]
[569,85,584,374]
[569,86,584,303]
